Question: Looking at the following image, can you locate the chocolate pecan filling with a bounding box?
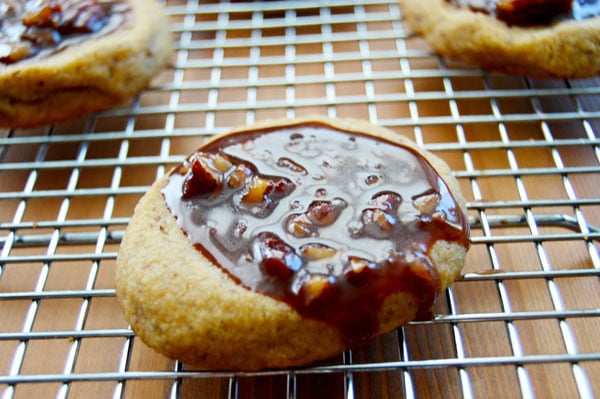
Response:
[449,0,600,25]
[162,124,470,345]
[0,0,130,64]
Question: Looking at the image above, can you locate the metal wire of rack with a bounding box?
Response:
[1,0,599,397]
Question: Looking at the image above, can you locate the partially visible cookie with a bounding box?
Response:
[0,0,172,128]
[400,0,600,78]
[115,116,470,370]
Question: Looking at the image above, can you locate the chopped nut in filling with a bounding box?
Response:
[162,124,470,344]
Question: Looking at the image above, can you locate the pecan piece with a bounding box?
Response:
[181,156,222,199]
[412,189,440,215]
[299,243,337,260]
[495,0,572,25]
[257,232,303,279]
[58,0,107,33]
[300,274,332,306]
[286,213,315,238]
[21,0,62,28]
[371,191,402,211]
[0,42,35,63]
[361,208,396,238]
[306,199,346,227]
[242,175,294,204]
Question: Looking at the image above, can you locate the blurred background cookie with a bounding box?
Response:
[0,0,172,128]
[401,0,600,78]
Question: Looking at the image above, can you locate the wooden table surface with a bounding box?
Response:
[1,1,599,398]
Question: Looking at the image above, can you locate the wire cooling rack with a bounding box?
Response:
[1,0,599,397]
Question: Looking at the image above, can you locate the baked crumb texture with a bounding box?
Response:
[400,0,600,78]
[115,116,469,371]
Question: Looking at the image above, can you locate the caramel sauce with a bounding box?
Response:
[449,0,600,26]
[162,124,470,345]
[0,0,130,64]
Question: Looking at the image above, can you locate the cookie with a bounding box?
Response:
[400,0,600,78]
[0,0,172,128]
[115,116,470,370]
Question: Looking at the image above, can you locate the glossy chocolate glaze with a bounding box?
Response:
[0,0,130,64]
[449,0,600,25]
[162,124,470,345]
